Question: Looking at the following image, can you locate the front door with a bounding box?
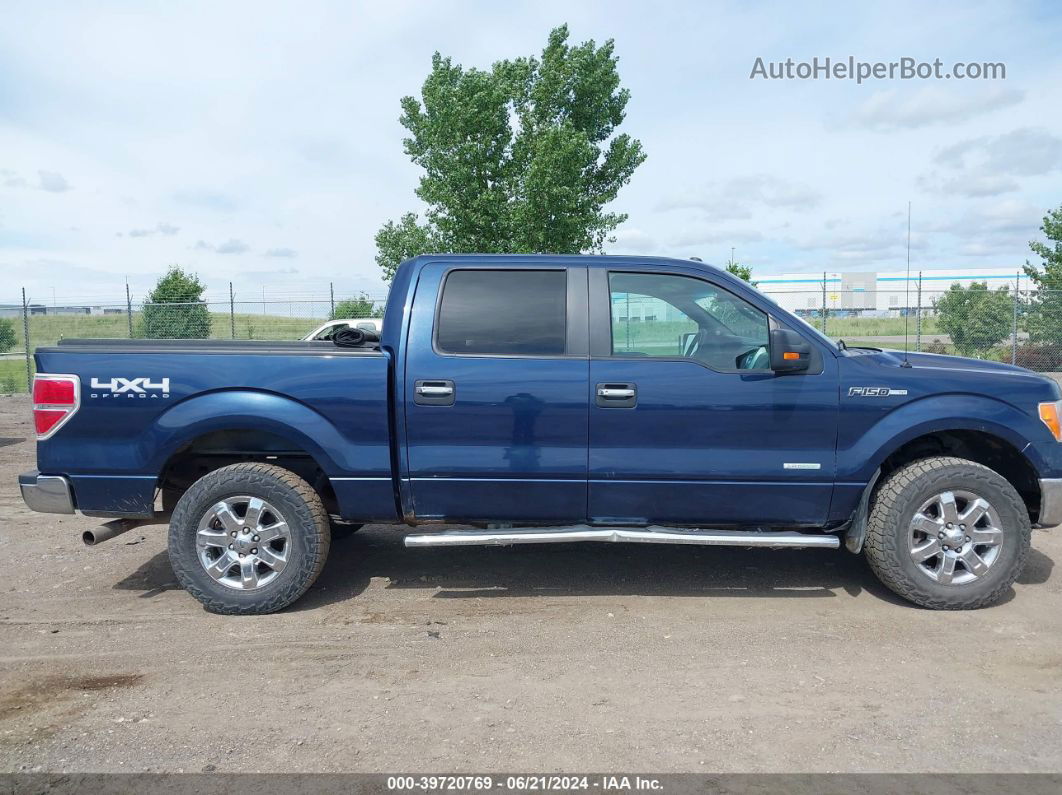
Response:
[404,262,590,522]
[587,266,839,526]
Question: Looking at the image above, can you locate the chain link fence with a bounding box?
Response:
[0,285,388,393]
[3,279,1061,393]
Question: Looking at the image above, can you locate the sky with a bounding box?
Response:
[1,0,1061,306]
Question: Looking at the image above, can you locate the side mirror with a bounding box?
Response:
[769,327,811,373]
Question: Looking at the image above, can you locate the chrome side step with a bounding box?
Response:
[404,525,839,549]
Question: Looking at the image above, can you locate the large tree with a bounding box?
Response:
[1023,204,1062,345]
[375,24,646,281]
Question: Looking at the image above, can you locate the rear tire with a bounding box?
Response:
[864,456,1030,609]
[168,463,330,614]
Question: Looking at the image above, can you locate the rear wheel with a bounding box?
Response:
[168,463,330,614]
[864,456,1030,609]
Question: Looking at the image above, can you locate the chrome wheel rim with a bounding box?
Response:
[196,496,290,590]
[909,490,1004,585]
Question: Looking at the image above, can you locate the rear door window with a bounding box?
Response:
[436,270,567,356]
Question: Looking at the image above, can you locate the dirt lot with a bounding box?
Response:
[0,394,1060,774]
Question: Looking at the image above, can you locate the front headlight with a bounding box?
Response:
[1039,400,1062,441]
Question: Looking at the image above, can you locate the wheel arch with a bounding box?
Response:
[149,391,351,513]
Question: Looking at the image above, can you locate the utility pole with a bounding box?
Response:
[125,281,133,337]
[821,272,828,335]
[915,272,922,352]
[22,287,31,391]
[1012,270,1020,364]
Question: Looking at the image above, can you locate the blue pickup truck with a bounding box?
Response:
[19,255,1062,613]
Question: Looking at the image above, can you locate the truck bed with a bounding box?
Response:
[33,339,397,520]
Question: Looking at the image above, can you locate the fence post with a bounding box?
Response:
[329,282,335,319]
[229,282,235,339]
[821,272,827,336]
[915,271,922,352]
[126,281,133,337]
[21,287,31,392]
[1012,270,1020,365]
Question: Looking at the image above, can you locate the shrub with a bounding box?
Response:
[138,266,211,339]
[0,318,16,353]
[935,282,1012,358]
[1012,344,1062,372]
[332,294,383,320]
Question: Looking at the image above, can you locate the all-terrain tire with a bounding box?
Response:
[168,463,331,614]
[864,456,1030,609]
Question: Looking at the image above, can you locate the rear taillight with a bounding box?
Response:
[32,374,81,439]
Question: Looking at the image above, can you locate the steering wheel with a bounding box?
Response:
[736,346,769,370]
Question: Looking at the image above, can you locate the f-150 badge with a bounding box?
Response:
[848,386,908,397]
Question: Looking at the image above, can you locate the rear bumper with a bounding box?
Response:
[19,471,75,515]
[1038,478,1062,527]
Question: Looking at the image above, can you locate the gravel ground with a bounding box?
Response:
[0,394,1060,773]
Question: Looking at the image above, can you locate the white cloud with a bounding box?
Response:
[195,238,250,254]
[850,86,1024,131]
[659,175,820,218]
[264,247,298,258]
[128,221,181,237]
[37,170,70,192]
[920,128,1062,197]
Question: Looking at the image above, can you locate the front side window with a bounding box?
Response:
[609,272,770,370]
[437,269,567,356]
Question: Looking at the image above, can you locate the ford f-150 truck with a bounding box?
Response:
[19,255,1062,613]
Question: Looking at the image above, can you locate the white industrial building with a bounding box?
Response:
[756,267,1028,315]
[609,266,1029,324]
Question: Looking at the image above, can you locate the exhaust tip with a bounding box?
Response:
[82,529,100,546]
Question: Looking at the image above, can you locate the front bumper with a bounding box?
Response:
[1038,478,1062,527]
[19,471,75,515]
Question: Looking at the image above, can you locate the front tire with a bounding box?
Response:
[168,463,331,614]
[864,456,1030,609]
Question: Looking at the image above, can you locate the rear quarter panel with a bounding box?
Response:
[34,348,396,519]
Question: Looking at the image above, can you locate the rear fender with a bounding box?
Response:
[146,390,351,475]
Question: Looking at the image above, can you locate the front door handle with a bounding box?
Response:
[414,379,455,406]
[596,382,637,408]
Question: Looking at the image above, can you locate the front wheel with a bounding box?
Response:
[864,456,1030,609]
[168,463,331,614]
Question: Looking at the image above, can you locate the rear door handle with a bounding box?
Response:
[596,382,637,408]
[414,379,455,406]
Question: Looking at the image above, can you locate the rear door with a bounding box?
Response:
[403,262,590,522]
[587,265,839,526]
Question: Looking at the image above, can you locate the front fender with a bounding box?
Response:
[839,393,1051,482]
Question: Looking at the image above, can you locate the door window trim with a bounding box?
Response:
[589,267,822,375]
[431,265,589,360]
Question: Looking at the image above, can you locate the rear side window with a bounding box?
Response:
[436,270,567,356]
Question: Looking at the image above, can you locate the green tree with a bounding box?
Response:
[375,24,646,281]
[1023,204,1062,344]
[935,282,1012,358]
[724,257,757,287]
[138,266,211,339]
[0,317,16,353]
[332,293,384,319]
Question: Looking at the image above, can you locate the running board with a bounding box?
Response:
[404,525,839,549]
